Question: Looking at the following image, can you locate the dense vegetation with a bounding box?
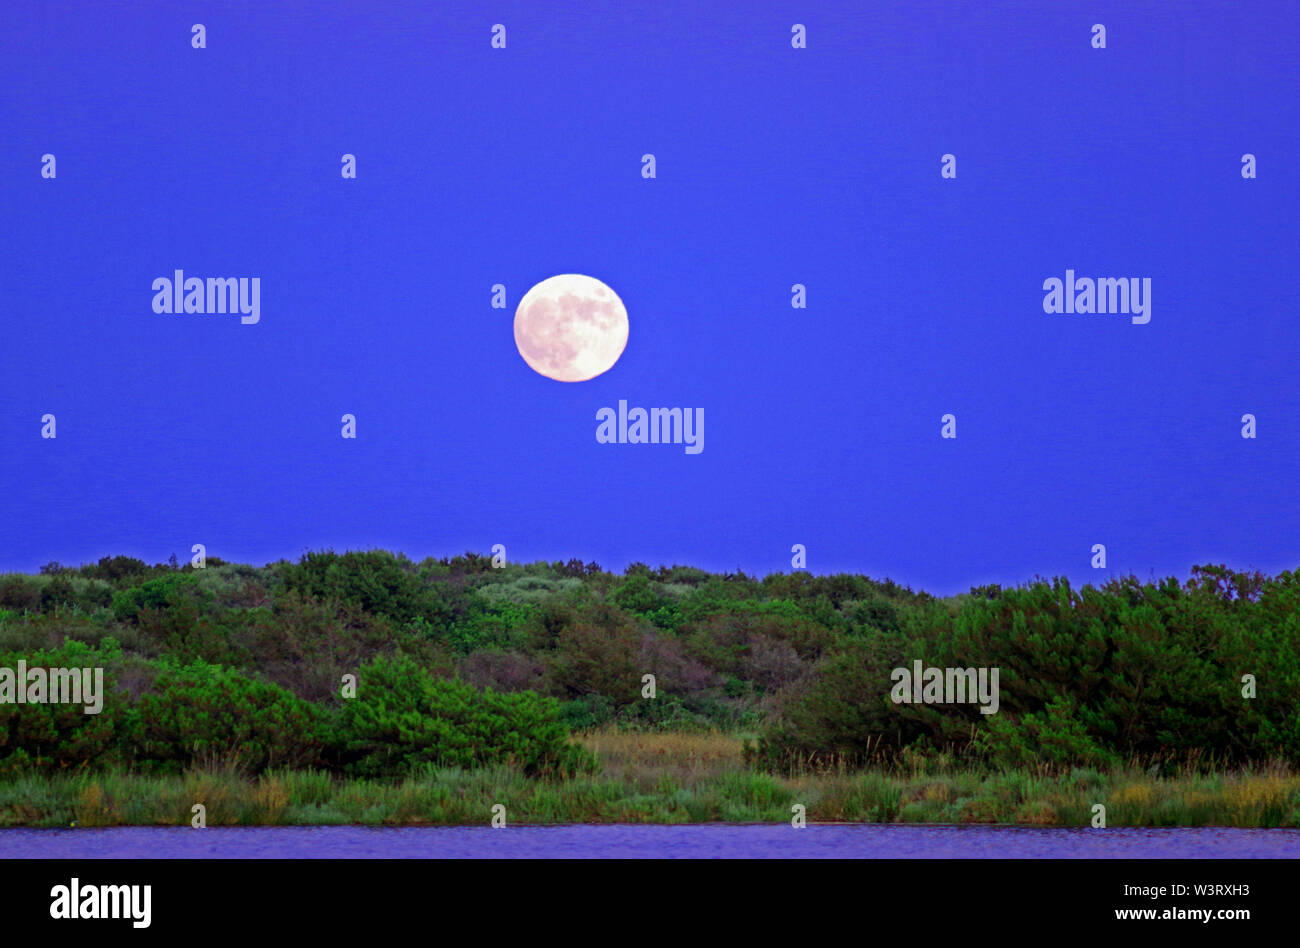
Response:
[0,552,1296,779]
[6,736,1300,828]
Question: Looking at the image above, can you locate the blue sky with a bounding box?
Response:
[2,1,1296,594]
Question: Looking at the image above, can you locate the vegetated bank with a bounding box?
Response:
[0,552,1296,826]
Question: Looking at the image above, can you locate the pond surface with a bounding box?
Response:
[4,824,1299,858]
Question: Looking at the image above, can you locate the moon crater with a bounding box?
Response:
[514,274,628,382]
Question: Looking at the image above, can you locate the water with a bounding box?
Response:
[3,824,1299,858]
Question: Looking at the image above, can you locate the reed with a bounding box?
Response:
[1,732,1296,829]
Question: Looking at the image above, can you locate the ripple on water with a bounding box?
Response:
[3,824,1300,859]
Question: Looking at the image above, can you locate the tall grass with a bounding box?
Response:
[1,731,1297,828]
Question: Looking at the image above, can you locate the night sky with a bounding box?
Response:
[2,1,1296,594]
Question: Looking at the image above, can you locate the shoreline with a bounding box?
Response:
[9,821,1300,831]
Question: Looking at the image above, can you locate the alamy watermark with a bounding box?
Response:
[50,878,150,928]
[0,662,104,714]
[596,400,704,454]
[890,660,1000,715]
[1042,270,1151,325]
[152,270,260,324]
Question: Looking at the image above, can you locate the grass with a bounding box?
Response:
[1,730,1298,828]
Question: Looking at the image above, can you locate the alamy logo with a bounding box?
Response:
[152,270,260,324]
[0,661,103,714]
[596,399,704,454]
[50,878,151,928]
[1042,270,1150,324]
[890,660,1000,714]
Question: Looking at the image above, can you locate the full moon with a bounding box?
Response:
[513,274,629,382]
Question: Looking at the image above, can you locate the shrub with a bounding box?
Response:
[751,569,1300,772]
[0,577,41,613]
[976,695,1119,769]
[277,550,448,626]
[80,555,156,585]
[136,661,324,774]
[0,639,133,774]
[559,694,617,731]
[546,605,643,704]
[331,654,594,777]
[111,574,202,623]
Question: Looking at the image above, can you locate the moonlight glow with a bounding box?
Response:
[513,274,629,382]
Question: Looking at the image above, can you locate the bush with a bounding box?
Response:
[976,695,1119,769]
[559,694,616,731]
[136,661,324,774]
[0,639,132,774]
[751,569,1300,773]
[111,574,202,623]
[80,555,156,585]
[0,576,41,613]
[331,654,594,777]
[546,604,643,704]
[278,550,448,626]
